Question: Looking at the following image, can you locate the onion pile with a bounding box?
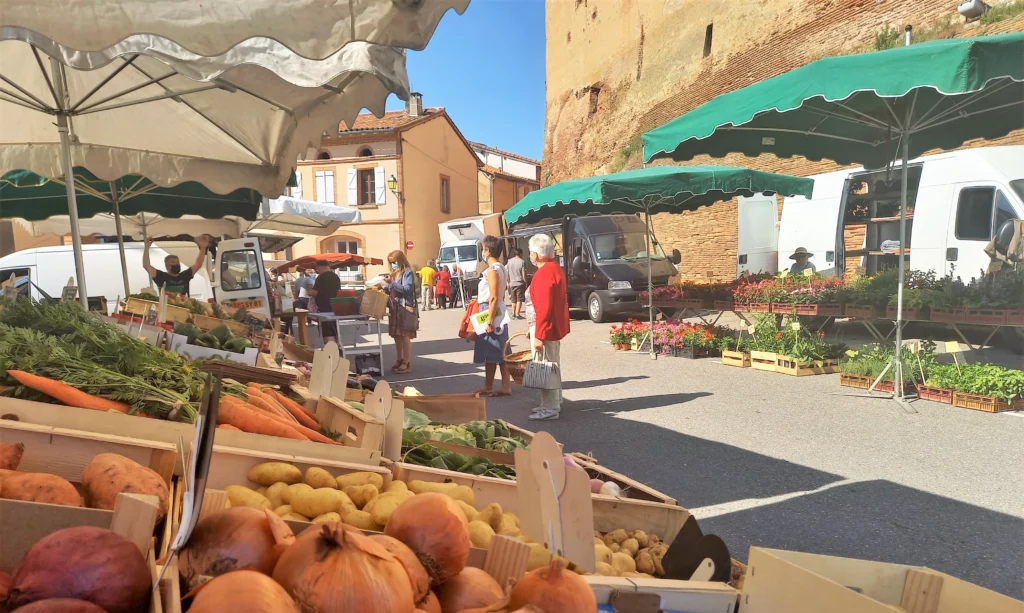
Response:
[273,522,415,613]
[384,493,470,585]
[16,599,109,612]
[190,570,298,613]
[435,567,504,613]
[180,507,295,589]
[4,526,151,613]
[419,591,441,613]
[509,560,596,613]
[369,534,431,604]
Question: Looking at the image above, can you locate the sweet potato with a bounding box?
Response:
[81,453,169,518]
[0,472,82,507]
[0,442,23,470]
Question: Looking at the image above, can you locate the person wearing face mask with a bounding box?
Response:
[525,233,569,421]
[143,235,209,297]
[308,260,341,343]
[383,250,417,373]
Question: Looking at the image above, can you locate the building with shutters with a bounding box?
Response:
[288,93,481,274]
[471,142,541,215]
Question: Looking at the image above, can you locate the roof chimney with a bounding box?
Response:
[406,92,423,117]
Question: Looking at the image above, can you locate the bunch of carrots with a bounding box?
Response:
[217,384,339,446]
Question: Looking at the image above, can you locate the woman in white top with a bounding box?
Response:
[473,235,512,397]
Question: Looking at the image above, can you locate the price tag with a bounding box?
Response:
[747,325,756,334]
[944,340,961,353]
[909,341,921,354]
[803,268,815,277]
[790,322,801,330]
[779,270,789,278]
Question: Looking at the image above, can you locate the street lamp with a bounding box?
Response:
[387,174,401,198]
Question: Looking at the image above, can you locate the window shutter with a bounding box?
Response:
[324,171,335,205]
[315,171,327,204]
[293,172,302,199]
[374,166,386,204]
[346,169,357,205]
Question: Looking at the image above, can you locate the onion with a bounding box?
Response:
[5,526,150,613]
[273,522,415,613]
[369,534,431,604]
[0,569,10,601]
[598,482,622,497]
[589,479,604,494]
[436,567,504,613]
[180,507,295,589]
[16,599,109,612]
[419,591,441,613]
[509,559,596,613]
[384,492,470,584]
[190,570,298,613]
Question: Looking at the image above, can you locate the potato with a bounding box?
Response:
[648,534,660,545]
[475,503,503,530]
[343,484,379,509]
[82,453,169,518]
[256,486,269,497]
[454,500,478,523]
[305,467,337,489]
[336,471,384,490]
[621,537,639,557]
[635,550,656,575]
[0,472,82,507]
[595,543,613,565]
[605,528,628,544]
[226,485,272,510]
[594,537,605,546]
[407,480,475,505]
[313,512,342,524]
[247,462,302,486]
[291,488,353,518]
[365,491,413,527]
[650,544,667,576]
[468,520,495,549]
[273,505,294,517]
[611,552,636,575]
[630,530,650,548]
[266,482,290,508]
[496,513,520,537]
[385,480,408,494]
[608,542,620,553]
[526,543,552,571]
[341,509,377,530]
[595,562,616,576]
[280,512,309,521]
[281,483,313,504]
[0,443,24,470]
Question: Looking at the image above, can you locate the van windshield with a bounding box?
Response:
[1010,179,1024,205]
[590,232,665,262]
[438,245,478,263]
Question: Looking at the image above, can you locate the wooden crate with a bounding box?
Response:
[192,313,250,337]
[844,304,880,318]
[750,351,778,372]
[795,303,843,316]
[721,350,751,368]
[584,576,737,613]
[929,307,967,323]
[1005,309,1024,326]
[952,391,1024,413]
[569,453,676,505]
[315,396,385,451]
[775,356,841,376]
[886,305,926,320]
[398,392,487,423]
[0,396,382,471]
[680,298,712,309]
[741,547,1022,613]
[747,302,772,313]
[772,302,796,315]
[390,463,690,543]
[713,300,735,311]
[964,308,1007,325]
[839,373,873,389]
[123,297,191,323]
[916,384,954,404]
[203,444,392,492]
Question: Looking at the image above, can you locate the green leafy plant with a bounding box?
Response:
[955,363,1024,402]
[981,1,1024,24]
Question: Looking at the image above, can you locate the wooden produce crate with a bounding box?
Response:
[314,396,385,451]
[398,392,487,423]
[964,308,1007,325]
[203,444,392,492]
[169,333,259,365]
[838,373,873,389]
[584,576,737,613]
[569,453,676,505]
[652,299,685,310]
[952,391,1024,413]
[713,300,735,311]
[750,351,778,372]
[124,297,191,323]
[0,396,382,471]
[772,302,796,315]
[886,305,927,320]
[741,547,1022,613]
[1005,309,1024,326]
[192,313,250,337]
[916,384,954,404]
[680,298,712,309]
[747,302,772,313]
[844,304,880,318]
[795,303,843,316]
[929,307,967,323]
[775,356,840,376]
[721,350,751,368]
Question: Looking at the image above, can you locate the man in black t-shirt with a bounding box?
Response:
[143,235,209,297]
[308,259,341,342]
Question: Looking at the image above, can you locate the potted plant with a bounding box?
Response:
[609,326,628,351]
[918,363,959,404]
[951,363,1024,412]
[790,275,844,316]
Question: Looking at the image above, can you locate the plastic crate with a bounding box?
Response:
[747,302,772,313]
[885,305,925,321]
[964,309,1007,325]
[845,304,880,318]
[713,300,735,311]
[1005,309,1024,326]
[929,307,966,323]
[916,385,953,404]
[772,302,796,315]
[952,391,1024,413]
[796,303,843,316]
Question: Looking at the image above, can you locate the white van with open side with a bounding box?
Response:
[738,146,1024,281]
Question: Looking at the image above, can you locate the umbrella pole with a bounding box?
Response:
[894,133,909,401]
[645,202,656,360]
[110,183,131,298]
[52,60,88,303]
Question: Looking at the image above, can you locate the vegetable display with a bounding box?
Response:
[175,321,256,353]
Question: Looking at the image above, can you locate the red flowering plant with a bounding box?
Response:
[788,275,843,304]
[733,277,788,303]
[638,285,682,302]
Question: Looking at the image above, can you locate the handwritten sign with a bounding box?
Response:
[803,268,815,277]
[747,325,756,334]
[790,322,801,330]
[944,340,961,353]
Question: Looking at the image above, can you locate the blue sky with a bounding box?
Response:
[385,0,546,161]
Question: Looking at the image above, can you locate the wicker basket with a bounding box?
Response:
[503,332,533,385]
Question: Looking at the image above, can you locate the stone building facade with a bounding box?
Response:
[543,0,1024,281]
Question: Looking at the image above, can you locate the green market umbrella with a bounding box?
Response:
[643,32,1024,397]
[1,168,260,296]
[503,165,814,355]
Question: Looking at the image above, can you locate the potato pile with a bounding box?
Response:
[592,529,668,578]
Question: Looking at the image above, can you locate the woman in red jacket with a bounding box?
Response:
[526,233,569,421]
[435,266,452,309]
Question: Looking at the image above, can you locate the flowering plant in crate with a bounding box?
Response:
[719,335,755,353]
[638,285,682,303]
[789,276,843,304]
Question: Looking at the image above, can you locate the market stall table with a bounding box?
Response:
[279,308,310,346]
[307,312,384,375]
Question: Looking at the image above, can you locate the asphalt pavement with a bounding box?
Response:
[368,304,1024,598]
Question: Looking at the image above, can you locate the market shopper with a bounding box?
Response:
[435,265,452,309]
[418,261,436,310]
[527,233,569,421]
[506,248,526,319]
[788,247,817,274]
[474,236,512,397]
[293,269,315,309]
[450,266,463,309]
[143,235,208,296]
[386,250,418,374]
[308,260,341,344]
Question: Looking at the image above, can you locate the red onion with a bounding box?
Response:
[15,599,109,612]
[180,507,295,589]
[5,526,150,613]
[384,493,470,585]
[189,570,298,613]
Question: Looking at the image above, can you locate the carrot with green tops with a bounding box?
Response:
[217,402,309,440]
[6,370,130,413]
[265,389,320,430]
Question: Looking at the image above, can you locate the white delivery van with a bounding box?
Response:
[437,213,505,297]
[742,146,1024,281]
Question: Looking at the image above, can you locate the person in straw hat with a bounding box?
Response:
[788,247,816,275]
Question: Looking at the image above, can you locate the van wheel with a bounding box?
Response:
[588,293,606,323]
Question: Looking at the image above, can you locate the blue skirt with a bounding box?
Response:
[473,302,511,364]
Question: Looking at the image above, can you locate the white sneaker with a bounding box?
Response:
[529,408,559,421]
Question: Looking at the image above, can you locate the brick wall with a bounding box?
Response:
[545,0,1024,281]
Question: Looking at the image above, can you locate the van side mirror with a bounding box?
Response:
[571,256,584,275]
[671,249,681,265]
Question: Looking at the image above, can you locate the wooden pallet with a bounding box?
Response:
[952,391,1024,413]
[750,351,778,372]
[721,350,751,368]
[775,356,841,376]
[916,385,954,404]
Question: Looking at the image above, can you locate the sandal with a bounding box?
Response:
[394,361,412,374]
[390,360,403,372]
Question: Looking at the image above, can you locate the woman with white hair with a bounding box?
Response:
[526,233,569,420]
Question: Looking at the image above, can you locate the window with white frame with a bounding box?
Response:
[289,172,303,199]
[315,170,335,205]
[335,239,359,271]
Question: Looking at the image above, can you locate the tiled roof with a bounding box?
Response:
[470,141,541,166]
[338,107,442,132]
[481,164,539,184]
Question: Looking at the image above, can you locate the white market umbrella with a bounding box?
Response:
[249,196,363,235]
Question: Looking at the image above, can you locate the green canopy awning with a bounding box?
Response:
[0,168,261,222]
[503,165,814,227]
[643,32,1024,168]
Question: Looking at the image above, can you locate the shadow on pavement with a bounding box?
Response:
[562,376,651,390]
